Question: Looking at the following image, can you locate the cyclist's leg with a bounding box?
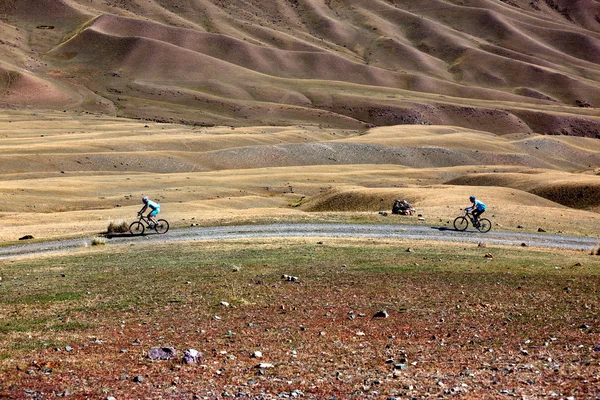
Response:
[148,208,159,225]
[472,209,482,225]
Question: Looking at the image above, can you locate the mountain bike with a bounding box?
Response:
[129,214,169,235]
[453,210,491,233]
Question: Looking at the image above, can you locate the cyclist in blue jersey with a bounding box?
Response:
[139,196,160,228]
[465,195,486,227]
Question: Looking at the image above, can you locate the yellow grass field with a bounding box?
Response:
[1,110,599,242]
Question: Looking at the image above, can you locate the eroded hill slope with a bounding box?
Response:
[1,0,600,134]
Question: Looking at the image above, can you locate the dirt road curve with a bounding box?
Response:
[1,223,598,260]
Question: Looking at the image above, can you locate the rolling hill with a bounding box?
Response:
[1,0,600,241]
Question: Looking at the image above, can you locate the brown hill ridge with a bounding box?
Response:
[1,0,600,134]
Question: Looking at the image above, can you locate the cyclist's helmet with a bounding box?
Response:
[469,195,476,202]
[142,196,149,204]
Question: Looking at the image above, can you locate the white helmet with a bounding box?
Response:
[142,196,149,204]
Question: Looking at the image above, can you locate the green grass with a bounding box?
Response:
[1,239,599,361]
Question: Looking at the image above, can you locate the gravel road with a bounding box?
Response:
[1,223,598,260]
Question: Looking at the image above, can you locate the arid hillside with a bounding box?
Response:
[2,0,600,134]
[1,0,600,242]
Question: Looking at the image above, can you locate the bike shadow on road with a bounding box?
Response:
[104,232,160,238]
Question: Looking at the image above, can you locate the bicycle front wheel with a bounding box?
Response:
[453,216,469,231]
[129,221,145,235]
[477,218,492,233]
[154,219,169,234]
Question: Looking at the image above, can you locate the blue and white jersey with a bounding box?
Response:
[473,200,486,211]
[146,199,160,210]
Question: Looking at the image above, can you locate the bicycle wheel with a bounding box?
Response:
[129,221,145,235]
[477,218,492,233]
[453,216,469,231]
[154,219,169,234]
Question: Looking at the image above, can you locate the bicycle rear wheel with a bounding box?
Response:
[477,218,492,233]
[154,219,169,234]
[453,216,469,231]
[129,221,145,235]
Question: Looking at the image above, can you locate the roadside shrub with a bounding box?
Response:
[91,237,106,246]
[107,220,129,234]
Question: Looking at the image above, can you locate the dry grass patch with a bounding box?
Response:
[106,220,129,234]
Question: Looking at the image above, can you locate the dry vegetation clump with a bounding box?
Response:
[90,236,106,246]
[107,220,129,234]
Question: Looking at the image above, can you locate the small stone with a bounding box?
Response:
[394,363,408,370]
[147,347,176,360]
[478,242,487,248]
[220,301,230,307]
[373,310,389,318]
[183,349,202,364]
[257,363,274,369]
[65,346,73,352]
[484,253,494,259]
[251,351,263,358]
[133,375,143,383]
[106,397,117,400]
[406,248,413,252]
[19,235,34,241]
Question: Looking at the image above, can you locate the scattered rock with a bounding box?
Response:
[220,301,230,307]
[576,99,592,108]
[418,217,425,221]
[484,253,494,259]
[373,310,389,319]
[378,211,388,216]
[392,199,415,215]
[478,242,487,248]
[19,235,34,241]
[147,347,176,360]
[251,351,263,358]
[538,227,546,232]
[282,274,298,282]
[521,243,528,247]
[517,225,524,229]
[406,248,413,252]
[594,344,600,352]
[257,363,274,369]
[65,346,73,352]
[394,363,408,370]
[183,349,202,364]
